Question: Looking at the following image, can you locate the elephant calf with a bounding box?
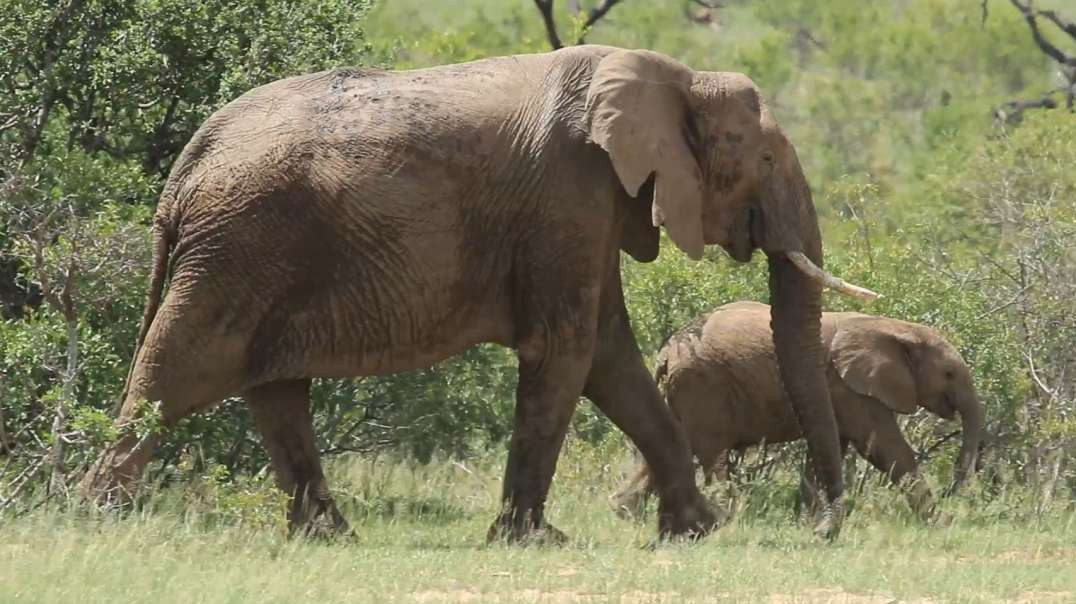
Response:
[611,301,983,521]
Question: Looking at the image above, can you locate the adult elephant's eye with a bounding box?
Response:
[761,151,775,165]
[945,370,955,380]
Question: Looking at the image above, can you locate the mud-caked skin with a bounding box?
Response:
[80,45,846,542]
[612,301,984,524]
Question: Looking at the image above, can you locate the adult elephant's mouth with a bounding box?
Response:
[723,205,758,263]
[726,205,879,300]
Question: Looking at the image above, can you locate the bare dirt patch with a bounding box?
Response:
[410,589,682,602]
[1012,591,1074,603]
[993,548,1076,562]
[765,588,936,603]
[410,587,941,603]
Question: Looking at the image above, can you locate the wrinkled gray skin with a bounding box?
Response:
[79,46,845,542]
[611,301,983,522]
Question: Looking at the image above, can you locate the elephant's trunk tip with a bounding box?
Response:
[786,252,882,301]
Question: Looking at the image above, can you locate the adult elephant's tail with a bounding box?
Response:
[111,204,176,417]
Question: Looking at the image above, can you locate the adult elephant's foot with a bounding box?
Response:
[290,493,351,540]
[904,475,938,524]
[812,496,845,541]
[657,490,718,540]
[297,517,354,541]
[486,512,570,546]
[929,509,955,528]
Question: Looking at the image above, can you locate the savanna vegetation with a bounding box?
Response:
[2,0,1074,600]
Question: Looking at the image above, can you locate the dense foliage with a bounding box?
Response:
[1,0,1073,513]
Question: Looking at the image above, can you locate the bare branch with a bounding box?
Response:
[994,89,1067,123]
[0,113,20,133]
[577,0,624,44]
[0,454,48,511]
[1037,9,1076,39]
[993,91,1063,123]
[1010,0,1076,67]
[974,284,1033,319]
[532,0,626,50]
[533,0,564,50]
[917,430,963,463]
[1025,351,1060,403]
[28,229,66,317]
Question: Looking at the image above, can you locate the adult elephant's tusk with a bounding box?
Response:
[786,252,882,301]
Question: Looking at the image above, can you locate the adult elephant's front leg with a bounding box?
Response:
[488,299,599,544]
[583,310,717,538]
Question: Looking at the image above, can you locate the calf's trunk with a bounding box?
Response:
[947,392,983,497]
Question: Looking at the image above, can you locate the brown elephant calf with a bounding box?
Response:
[611,301,983,521]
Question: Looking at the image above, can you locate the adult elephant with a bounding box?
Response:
[610,302,982,521]
[79,46,873,542]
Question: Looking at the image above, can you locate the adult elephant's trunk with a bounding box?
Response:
[757,136,878,539]
[947,390,984,496]
[768,250,845,539]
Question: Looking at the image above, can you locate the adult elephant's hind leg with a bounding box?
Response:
[246,379,348,537]
[79,349,235,505]
[583,310,717,539]
[78,405,163,505]
[488,300,599,545]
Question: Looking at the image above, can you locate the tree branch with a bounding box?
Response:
[29,229,65,317]
[993,89,1063,124]
[0,454,48,511]
[578,0,624,44]
[0,113,20,133]
[144,94,184,174]
[533,0,564,50]
[533,0,625,49]
[916,430,962,463]
[1037,9,1076,39]
[1010,0,1076,67]
[1025,351,1060,403]
[60,242,78,321]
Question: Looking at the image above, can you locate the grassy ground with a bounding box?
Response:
[2,442,1074,603]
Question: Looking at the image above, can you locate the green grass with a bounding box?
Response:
[3,442,1074,603]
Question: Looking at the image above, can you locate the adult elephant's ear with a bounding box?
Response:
[831,318,918,414]
[586,49,705,260]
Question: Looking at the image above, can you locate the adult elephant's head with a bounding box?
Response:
[830,317,984,496]
[585,49,875,534]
